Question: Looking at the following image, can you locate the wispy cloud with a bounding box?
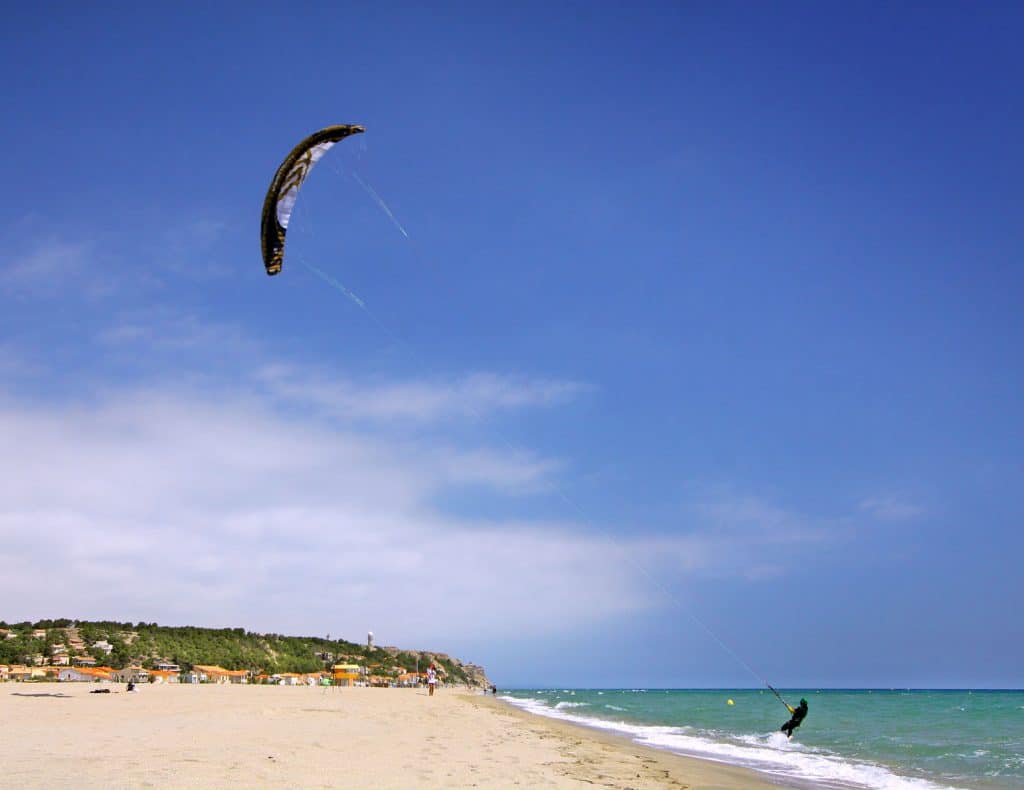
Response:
[684,482,833,546]
[860,494,927,522]
[152,217,234,280]
[257,365,589,422]
[0,344,40,379]
[95,310,255,354]
[3,238,96,297]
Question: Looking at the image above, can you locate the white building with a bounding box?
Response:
[59,668,111,682]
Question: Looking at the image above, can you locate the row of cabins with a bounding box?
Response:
[257,667,429,687]
[3,661,435,687]
[0,664,241,684]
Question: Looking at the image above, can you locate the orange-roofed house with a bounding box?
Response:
[192,665,249,684]
[8,666,32,681]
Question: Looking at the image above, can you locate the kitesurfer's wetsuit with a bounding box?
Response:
[780,698,808,737]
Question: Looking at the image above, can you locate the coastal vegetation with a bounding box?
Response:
[0,619,482,683]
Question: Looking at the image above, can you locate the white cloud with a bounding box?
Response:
[860,494,926,522]
[0,344,39,379]
[0,387,641,643]
[95,310,255,354]
[152,218,234,280]
[3,239,94,297]
[0,385,834,646]
[256,364,589,422]
[686,486,831,547]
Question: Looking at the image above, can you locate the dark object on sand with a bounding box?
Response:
[90,688,111,694]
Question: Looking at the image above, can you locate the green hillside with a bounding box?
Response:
[0,618,486,684]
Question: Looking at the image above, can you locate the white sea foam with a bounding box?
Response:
[499,696,960,790]
[554,701,589,709]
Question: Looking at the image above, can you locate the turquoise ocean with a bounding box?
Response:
[499,689,1023,789]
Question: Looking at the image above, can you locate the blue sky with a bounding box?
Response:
[2,2,1022,688]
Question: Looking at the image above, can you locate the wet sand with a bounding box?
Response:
[0,683,780,788]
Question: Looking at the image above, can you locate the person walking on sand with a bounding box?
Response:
[427,665,437,697]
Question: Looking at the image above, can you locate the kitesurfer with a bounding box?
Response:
[780,698,808,737]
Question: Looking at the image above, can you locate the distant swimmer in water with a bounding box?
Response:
[780,698,808,738]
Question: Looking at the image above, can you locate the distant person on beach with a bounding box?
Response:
[427,665,437,697]
[490,685,497,696]
[780,698,808,737]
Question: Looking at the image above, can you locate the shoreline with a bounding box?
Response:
[468,693,787,788]
[0,682,783,787]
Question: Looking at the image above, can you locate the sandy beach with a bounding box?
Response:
[0,683,780,788]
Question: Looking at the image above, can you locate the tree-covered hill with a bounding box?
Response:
[0,618,487,685]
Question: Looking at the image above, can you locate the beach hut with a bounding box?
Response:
[332,664,362,687]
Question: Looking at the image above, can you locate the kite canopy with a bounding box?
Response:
[260,124,365,276]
